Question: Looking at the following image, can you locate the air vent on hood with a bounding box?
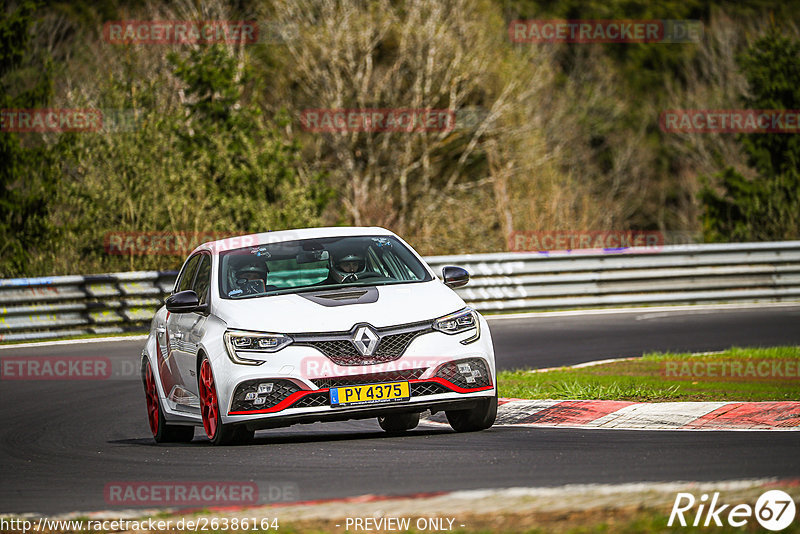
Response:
[299,286,379,307]
[321,290,369,300]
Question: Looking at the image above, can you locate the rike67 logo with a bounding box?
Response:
[669,490,796,531]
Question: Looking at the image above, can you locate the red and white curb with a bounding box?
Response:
[425,399,800,430]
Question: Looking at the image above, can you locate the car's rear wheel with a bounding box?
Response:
[446,393,498,432]
[198,357,253,445]
[378,412,420,433]
[143,359,194,443]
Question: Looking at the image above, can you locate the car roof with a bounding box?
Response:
[193,226,396,255]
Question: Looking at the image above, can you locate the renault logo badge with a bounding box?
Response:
[352,325,380,356]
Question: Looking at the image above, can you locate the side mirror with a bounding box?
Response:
[166,290,201,313]
[442,266,469,288]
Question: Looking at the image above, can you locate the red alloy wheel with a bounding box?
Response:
[144,361,160,436]
[199,359,219,440]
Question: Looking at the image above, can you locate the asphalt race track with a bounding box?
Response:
[490,304,800,369]
[1,305,799,515]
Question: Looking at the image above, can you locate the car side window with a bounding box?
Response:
[175,254,201,294]
[192,254,212,306]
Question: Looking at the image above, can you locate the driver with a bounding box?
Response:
[329,252,366,284]
[231,260,268,295]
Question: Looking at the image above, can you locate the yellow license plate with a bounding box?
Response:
[330,381,410,407]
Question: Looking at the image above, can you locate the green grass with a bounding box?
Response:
[230,506,800,534]
[498,346,800,402]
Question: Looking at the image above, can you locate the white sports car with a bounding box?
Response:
[141,227,497,445]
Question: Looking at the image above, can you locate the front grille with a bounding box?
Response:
[291,380,448,409]
[312,368,426,389]
[291,392,330,409]
[232,377,455,414]
[373,331,421,358]
[293,320,433,366]
[434,358,491,389]
[410,381,449,396]
[230,379,300,412]
[307,339,359,360]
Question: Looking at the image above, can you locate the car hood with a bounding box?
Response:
[213,280,466,333]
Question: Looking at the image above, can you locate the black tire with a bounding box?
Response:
[198,357,254,446]
[142,359,195,444]
[445,393,498,432]
[155,409,196,443]
[209,423,254,446]
[378,412,420,433]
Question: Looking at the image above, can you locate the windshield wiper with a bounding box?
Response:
[264,279,413,296]
[264,284,342,296]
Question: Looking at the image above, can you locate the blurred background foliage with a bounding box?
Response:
[1,0,798,276]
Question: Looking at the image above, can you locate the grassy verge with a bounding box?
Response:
[279,510,800,533]
[12,481,796,534]
[27,506,800,534]
[498,346,800,402]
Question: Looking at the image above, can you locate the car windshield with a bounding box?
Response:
[218,235,432,299]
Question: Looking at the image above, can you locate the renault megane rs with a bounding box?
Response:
[141,227,497,444]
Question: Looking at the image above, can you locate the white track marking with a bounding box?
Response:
[583,402,728,429]
[486,302,800,321]
[0,335,148,350]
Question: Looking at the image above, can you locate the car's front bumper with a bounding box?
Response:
[223,357,495,427]
[187,314,497,427]
[238,392,493,431]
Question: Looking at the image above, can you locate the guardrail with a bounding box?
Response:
[0,272,177,342]
[2,241,799,342]
[426,241,800,312]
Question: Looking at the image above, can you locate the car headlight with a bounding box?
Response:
[224,330,293,365]
[433,307,480,344]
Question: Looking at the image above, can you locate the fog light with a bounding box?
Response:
[258,383,274,394]
[457,363,472,373]
[253,396,266,405]
[244,392,258,401]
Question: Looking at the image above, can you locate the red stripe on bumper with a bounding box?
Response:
[415,377,494,393]
[229,389,329,415]
[228,377,492,415]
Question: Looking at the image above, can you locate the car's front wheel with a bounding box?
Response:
[445,393,498,432]
[143,359,194,443]
[378,412,420,433]
[198,357,254,445]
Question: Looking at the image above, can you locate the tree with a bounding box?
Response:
[0,1,57,276]
[700,27,800,242]
[168,44,327,234]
